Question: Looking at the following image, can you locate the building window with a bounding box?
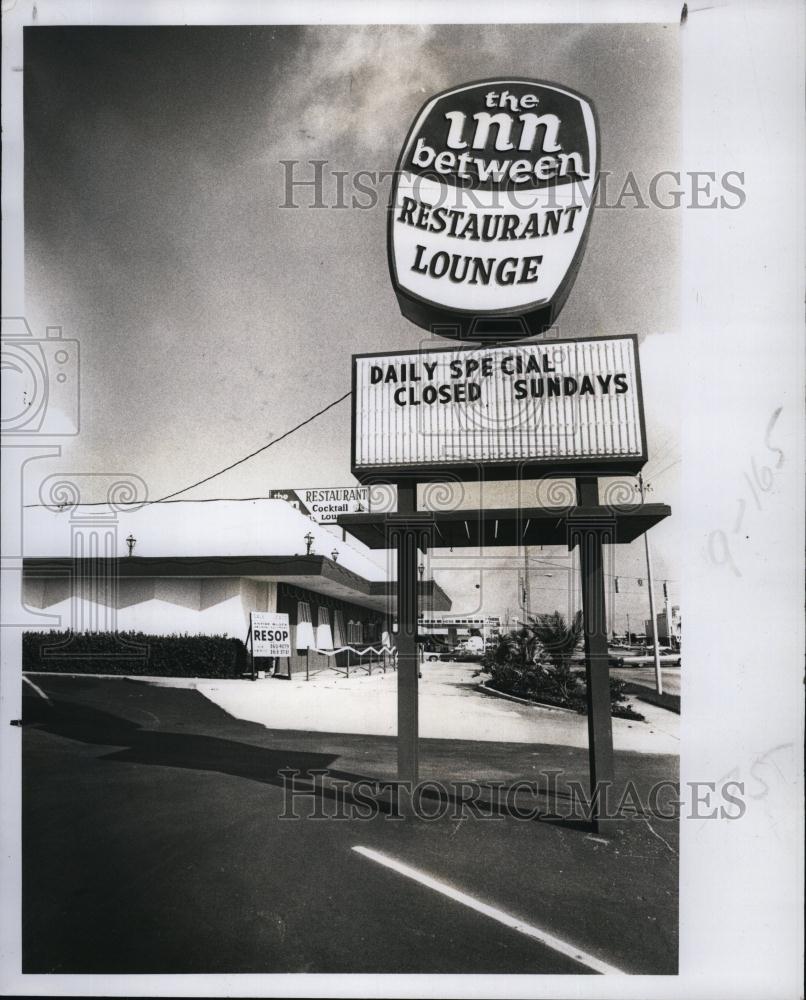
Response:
[316,605,333,651]
[333,609,346,649]
[296,600,313,651]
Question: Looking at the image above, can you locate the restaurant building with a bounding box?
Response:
[22,498,451,675]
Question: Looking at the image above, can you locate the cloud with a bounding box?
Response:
[262,25,446,162]
[640,331,682,481]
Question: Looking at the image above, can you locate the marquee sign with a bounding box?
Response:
[388,79,599,342]
[351,336,646,481]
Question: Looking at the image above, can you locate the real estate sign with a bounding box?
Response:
[250,612,291,658]
[388,79,599,341]
[352,336,646,481]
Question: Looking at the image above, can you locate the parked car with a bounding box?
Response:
[424,649,457,662]
[420,640,458,662]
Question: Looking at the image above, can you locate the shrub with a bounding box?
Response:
[482,613,645,721]
[607,674,647,721]
[22,631,249,679]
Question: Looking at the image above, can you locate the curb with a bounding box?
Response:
[23,671,206,689]
[476,681,577,714]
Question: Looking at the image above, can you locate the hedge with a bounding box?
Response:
[23,631,249,679]
[483,658,646,721]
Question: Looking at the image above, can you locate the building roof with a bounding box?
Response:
[23,499,452,613]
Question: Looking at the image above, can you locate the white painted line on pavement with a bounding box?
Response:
[352,845,626,976]
[22,675,53,705]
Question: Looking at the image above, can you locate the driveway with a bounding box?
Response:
[197,660,679,755]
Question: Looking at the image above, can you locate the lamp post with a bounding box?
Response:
[125,534,136,557]
[304,531,314,556]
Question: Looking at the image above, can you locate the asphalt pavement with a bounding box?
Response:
[21,675,678,975]
[611,665,681,698]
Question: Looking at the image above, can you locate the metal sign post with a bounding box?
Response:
[573,477,616,834]
[385,481,434,786]
[247,623,255,681]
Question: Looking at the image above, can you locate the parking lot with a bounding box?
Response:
[22,673,678,975]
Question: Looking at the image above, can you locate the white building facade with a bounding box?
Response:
[23,498,450,674]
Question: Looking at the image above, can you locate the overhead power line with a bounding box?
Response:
[25,495,278,508]
[155,390,353,503]
[24,390,353,508]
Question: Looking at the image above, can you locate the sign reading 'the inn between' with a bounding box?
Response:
[388,79,599,342]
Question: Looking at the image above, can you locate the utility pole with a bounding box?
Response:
[638,473,663,695]
[663,580,672,647]
[523,545,531,622]
[626,611,631,644]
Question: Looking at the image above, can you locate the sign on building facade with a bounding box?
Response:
[269,487,369,523]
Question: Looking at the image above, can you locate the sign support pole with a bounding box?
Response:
[574,476,616,835]
[387,481,435,790]
[395,481,419,787]
[248,624,255,682]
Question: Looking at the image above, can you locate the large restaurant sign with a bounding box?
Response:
[388,79,599,342]
[351,336,646,481]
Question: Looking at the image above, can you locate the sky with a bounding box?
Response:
[23,22,681,627]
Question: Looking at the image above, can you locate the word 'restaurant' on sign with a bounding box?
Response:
[352,337,646,481]
[388,79,598,342]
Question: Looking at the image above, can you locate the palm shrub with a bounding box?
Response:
[483,628,545,699]
[526,610,584,707]
[528,610,583,666]
[482,611,644,720]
